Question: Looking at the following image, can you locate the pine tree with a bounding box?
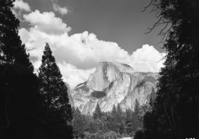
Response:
[93,103,102,120]
[111,105,117,117]
[0,0,40,138]
[108,105,120,133]
[38,43,73,139]
[134,99,140,115]
[143,0,199,139]
[125,109,142,136]
[134,130,144,139]
[72,108,85,138]
[115,105,126,135]
[126,109,133,122]
[116,104,123,119]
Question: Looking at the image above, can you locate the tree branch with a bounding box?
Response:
[142,0,154,12]
[163,102,178,139]
[145,16,164,34]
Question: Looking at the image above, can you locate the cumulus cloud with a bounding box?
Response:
[14,0,31,12]
[130,44,166,72]
[20,9,166,88]
[19,28,30,43]
[53,3,68,15]
[12,0,31,20]
[58,63,95,88]
[20,27,130,70]
[23,10,71,34]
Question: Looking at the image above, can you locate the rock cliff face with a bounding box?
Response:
[72,62,158,115]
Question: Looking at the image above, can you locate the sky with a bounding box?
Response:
[13,0,166,89]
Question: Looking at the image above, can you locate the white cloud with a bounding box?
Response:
[12,0,31,20]
[130,44,166,72]
[23,10,71,34]
[20,27,130,70]
[58,63,95,89]
[14,0,31,12]
[19,10,166,88]
[53,3,68,15]
[19,28,30,43]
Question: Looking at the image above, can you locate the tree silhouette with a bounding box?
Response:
[72,108,87,138]
[93,103,103,120]
[116,104,123,119]
[134,99,140,115]
[111,105,117,117]
[134,130,144,139]
[38,43,73,139]
[0,0,40,138]
[143,0,199,139]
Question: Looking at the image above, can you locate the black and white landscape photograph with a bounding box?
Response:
[0,0,199,139]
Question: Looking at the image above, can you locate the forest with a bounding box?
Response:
[72,101,151,139]
[1,0,199,139]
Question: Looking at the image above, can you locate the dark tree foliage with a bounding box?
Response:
[38,43,73,139]
[134,130,144,139]
[134,99,140,115]
[116,104,123,119]
[143,0,199,139]
[72,103,147,138]
[108,105,119,133]
[0,0,40,138]
[111,105,117,117]
[126,111,142,136]
[115,105,125,135]
[72,108,87,138]
[93,103,103,120]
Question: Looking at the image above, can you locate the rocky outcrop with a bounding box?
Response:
[72,62,158,115]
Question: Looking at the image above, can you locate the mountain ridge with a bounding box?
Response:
[71,61,158,115]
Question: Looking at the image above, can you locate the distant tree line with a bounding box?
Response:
[72,100,152,139]
[0,0,73,138]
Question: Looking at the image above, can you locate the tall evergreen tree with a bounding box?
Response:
[115,105,126,135]
[111,105,117,117]
[143,0,199,139]
[116,104,123,119]
[134,99,140,115]
[126,109,133,122]
[0,0,40,138]
[38,43,73,139]
[72,108,86,138]
[108,105,120,133]
[93,103,103,120]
